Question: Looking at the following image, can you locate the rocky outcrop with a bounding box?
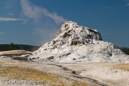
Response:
[55,21,102,45]
[29,21,129,63]
[0,50,32,56]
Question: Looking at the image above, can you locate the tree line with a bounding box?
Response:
[122,48,129,55]
[0,43,40,51]
[0,43,129,55]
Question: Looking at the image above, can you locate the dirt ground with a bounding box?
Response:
[0,57,129,86]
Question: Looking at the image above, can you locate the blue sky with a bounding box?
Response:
[0,0,129,47]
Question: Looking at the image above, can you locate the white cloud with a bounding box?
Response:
[0,17,23,21]
[20,0,67,25]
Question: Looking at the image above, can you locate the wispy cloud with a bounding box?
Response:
[127,3,129,6]
[8,13,14,15]
[20,0,67,25]
[0,17,23,21]
[0,32,4,34]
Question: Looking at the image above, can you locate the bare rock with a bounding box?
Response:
[29,21,129,63]
[0,50,32,56]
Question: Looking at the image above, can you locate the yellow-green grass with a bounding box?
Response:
[113,63,129,71]
[0,64,87,86]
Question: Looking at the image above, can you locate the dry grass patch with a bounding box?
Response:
[113,63,129,71]
[0,65,87,86]
[13,57,28,61]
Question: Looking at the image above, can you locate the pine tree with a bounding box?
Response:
[122,48,129,55]
[0,48,3,51]
[9,43,15,50]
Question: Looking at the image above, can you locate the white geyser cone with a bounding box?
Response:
[29,21,129,63]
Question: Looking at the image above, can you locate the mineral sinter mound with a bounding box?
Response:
[29,21,129,63]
